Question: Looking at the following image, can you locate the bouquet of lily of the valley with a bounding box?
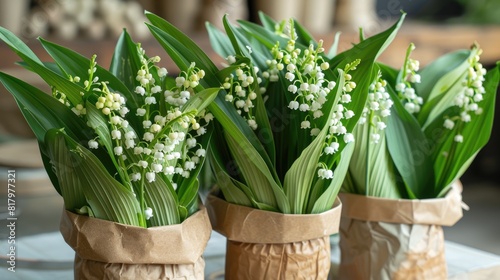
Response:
[342,42,500,199]
[146,11,406,215]
[338,41,500,279]
[0,26,219,227]
[144,11,407,278]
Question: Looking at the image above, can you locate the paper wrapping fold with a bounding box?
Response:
[338,182,464,280]
[60,207,212,279]
[339,182,463,226]
[206,194,342,279]
[206,194,342,243]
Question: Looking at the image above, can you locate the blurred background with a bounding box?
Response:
[0,0,499,275]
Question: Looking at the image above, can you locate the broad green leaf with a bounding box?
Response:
[283,123,327,214]
[237,20,291,50]
[182,87,219,113]
[45,129,142,226]
[418,50,475,128]
[208,140,253,207]
[0,27,85,106]
[415,50,471,102]
[45,130,86,210]
[109,30,144,93]
[0,26,43,64]
[206,22,235,58]
[349,123,401,198]
[327,32,342,59]
[145,12,220,77]
[224,131,279,209]
[386,85,434,199]
[0,72,110,193]
[258,11,278,31]
[144,176,181,225]
[39,37,140,112]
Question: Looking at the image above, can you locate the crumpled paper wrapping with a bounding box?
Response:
[206,194,342,280]
[338,182,464,280]
[60,206,212,280]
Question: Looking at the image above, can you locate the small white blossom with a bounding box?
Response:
[145,96,157,105]
[143,132,155,142]
[130,173,141,182]
[371,133,381,143]
[114,146,123,155]
[144,207,153,220]
[136,108,146,116]
[158,67,168,77]
[196,149,206,157]
[343,133,354,143]
[299,103,310,112]
[454,134,464,143]
[310,128,320,136]
[111,129,122,140]
[146,172,155,182]
[135,86,146,96]
[164,166,175,175]
[318,168,333,179]
[88,140,99,149]
[288,101,299,110]
[125,139,135,149]
[134,146,143,154]
[376,122,387,130]
[443,119,455,130]
[152,163,163,173]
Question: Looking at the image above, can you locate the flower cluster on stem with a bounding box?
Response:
[66,45,211,224]
[444,47,486,143]
[396,43,423,114]
[358,73,392,143]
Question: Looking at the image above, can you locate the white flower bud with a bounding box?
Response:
[113,146,123,155]
[88,140,99,149]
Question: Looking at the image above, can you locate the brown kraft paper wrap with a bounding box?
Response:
[60,206,212,280]
[338,182,464,280]
[206,194,342,280]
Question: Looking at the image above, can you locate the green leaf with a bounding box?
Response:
[327,32,342,59]
[0,28,85,107]
[417,50,475,128]
[44,130,86,210]
[145,12,220,78]
[109,30,143,93]
[386,85,434,198]
[0,26,43,64]
[258,11,278,31]
[208,140,253,207]
[224,131,282,210]
[206,22,235,58]
[39,37,140,112]
[415,50,471,102]
[45,129,142,226]
[349,123,402,198]
[182,87,219,113]
[0,72,106,193]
